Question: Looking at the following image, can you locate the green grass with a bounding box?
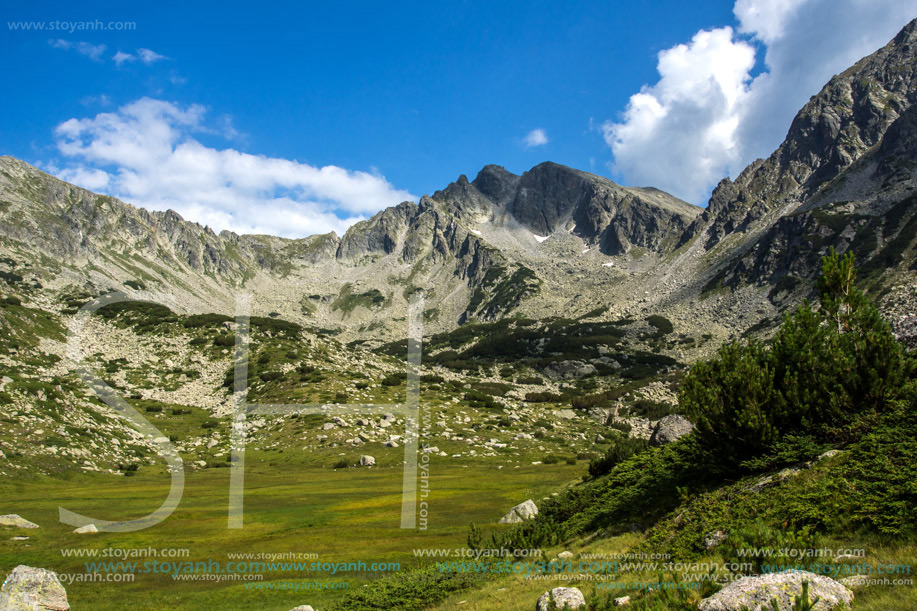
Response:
[0,462,581,610]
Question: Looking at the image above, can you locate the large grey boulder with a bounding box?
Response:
[290,606,315,611]
[359,455,375,467]
[543,360,596,380]
[649,414,694,446]
[536,587,586,611]
[0,514,39,529]
[73,524,99,534]
[0,565,70,610]
[499,499,538,524]
[698,570,853,611]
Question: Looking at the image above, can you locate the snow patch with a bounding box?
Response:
[533,234,549,243]
[581,248,591,254]
[602,262,615,267]
[470,229,482,236]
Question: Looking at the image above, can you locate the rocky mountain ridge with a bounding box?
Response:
[1,20,916,348]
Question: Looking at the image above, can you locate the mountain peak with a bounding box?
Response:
[684,17,917,251]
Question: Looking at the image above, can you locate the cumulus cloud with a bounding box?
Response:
[603,27,755,202]
[136,48,167,64]
[112,51,134,66]
[49,39,107,61]
[603,0,917,204]
[52,98,416,238]
[523,128,549,148]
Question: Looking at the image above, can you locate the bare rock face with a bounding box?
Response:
[649,414,695,446]
[698,570,853,611]
[499,499,538,524]
[471,161,700,255]
[683,19,917,315]
[0,565,70,611]
[536,587,586,611]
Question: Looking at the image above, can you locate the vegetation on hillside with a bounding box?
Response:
[337,249,916,610]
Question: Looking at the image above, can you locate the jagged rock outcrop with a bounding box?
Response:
[434,162,700,255]
[684,18,917,253]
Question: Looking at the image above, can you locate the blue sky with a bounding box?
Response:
[2,0,915,237]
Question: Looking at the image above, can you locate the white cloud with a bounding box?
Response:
[52,98,416,238]
[49,39,107,61]
[136,48,167,64]
[79,94,111,107]
[113,51,135,66]
[733,0,806,43]
[57,166,111,191]
[523,128,549,148]
[112,48,167,67]
[603,1,917,204]
[603,27,755,202]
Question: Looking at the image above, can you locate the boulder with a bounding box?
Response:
[614,596,631,606]
[73,524,99,534]
[536,587,586,611]
[290,606,315,611]
[0,514,39,529]
[698,570,853,611]
[359,455,375,467]
[543,360,596,380]
[499,499,538,524]
[649,414,694,446]
[587,407,612,424]
[0,565,70,610]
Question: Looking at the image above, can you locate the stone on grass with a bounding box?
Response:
[614,596,631,606]
[499,499,538,524]
[0,565,70,610]
[290,606,315,611]
[536,587,586,611]
[0,514,39,529]
[73,524,99,534]
[698,570,853,611]
[359,455,375,467]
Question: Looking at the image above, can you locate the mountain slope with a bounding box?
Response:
[0,156,703,341]
[649,19,917,347]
